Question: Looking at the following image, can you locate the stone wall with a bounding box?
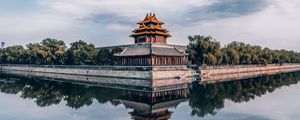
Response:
[151,66,193,88]
[0,65,195,90]
[152,70,193,88]
[2,64,299,87]
[0,65,151,79]
[200,64,300,83]
[0,70,152,91]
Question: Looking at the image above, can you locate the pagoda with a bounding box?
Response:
[114,13,186,66]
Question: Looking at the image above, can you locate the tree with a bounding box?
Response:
[96,48,111,65]
[3,45,26,64]
[240,53,251,64]
[26,43,47,64]
[226,48,240,65]
[1,35,299,66]
[186,35,300,66]
[40,38,66,65]
[110,47,123,65]
[0,49,5,64]
[206,53,217,65]
[279,54,290,64]
[187,35,222,65]
[95,47,123,65]
[65,40,96,65]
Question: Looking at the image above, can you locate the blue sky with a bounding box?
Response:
[0,0,300,51]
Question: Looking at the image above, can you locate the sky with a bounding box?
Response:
[0,0,300,51]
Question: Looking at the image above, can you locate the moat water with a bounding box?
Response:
[1,72,300,120]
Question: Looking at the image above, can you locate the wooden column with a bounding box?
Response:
[180,57,183,65]
[139,57,141,66]
[121,58,123,65]
[159,57,161,66]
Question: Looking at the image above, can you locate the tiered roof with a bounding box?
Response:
[114,44,185,57]
[130,13,171,37]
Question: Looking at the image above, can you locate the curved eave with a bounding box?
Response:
[151,54,185,57]
[115,53,184,57]
[130,33,172,37]
[114,54,150,57]
[133,27,169,32]
[130,31,171,36]
[137,21,165,25]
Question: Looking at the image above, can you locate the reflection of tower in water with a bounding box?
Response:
[113,88,189,120]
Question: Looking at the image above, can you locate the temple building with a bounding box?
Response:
[114,13,187,66]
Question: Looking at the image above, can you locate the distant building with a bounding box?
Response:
[102,13,187,66]
[1,42,4,49]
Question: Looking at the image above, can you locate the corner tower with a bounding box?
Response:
[114,13,186,66]
[130,13,171,44]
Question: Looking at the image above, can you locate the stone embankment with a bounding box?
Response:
[0,65,152,79]
[0,64,193,91]
[199,64,300,84]
[1,64,300,87]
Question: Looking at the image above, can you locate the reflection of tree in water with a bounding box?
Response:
[0,79,24,94]
[0,74,122,109]
[21,80,63,107]
[61,84,93,109]
[0,72,300,118]
[189,72,300,117]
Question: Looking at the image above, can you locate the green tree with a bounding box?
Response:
[40,38,66,65]
[187,35,222,65]
[0,49,5,64]
[3,45,27,64]
[95,47,123,65]
[26,43,47,64]
[96,48,111,65]
[110,47,123,65]
[206,53,217,65]
[226,48,240,65]
[65,40,96,65]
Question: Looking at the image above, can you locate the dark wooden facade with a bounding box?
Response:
[117,55,185,66]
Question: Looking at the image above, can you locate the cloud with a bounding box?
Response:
[0,0,299,51]
[169,0,300,51]
[183,0,269,22]
[0,12,75,46]
[79,13,134,26]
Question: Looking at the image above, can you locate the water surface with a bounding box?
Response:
[1,72,300,120]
